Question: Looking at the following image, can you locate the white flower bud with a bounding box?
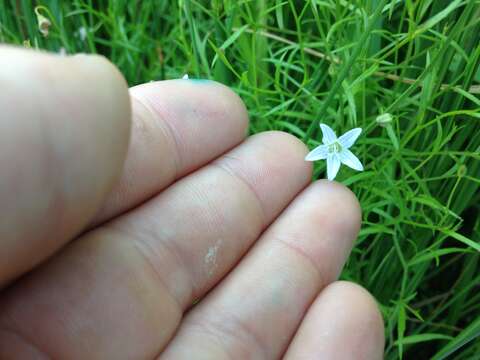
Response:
[376,113,393,127]
[35,7,51,37]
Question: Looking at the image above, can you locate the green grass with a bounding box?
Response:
[1,1,479,358]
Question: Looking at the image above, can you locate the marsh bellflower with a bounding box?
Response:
[305,124,363,181]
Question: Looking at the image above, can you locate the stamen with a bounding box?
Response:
[328,142,342,153]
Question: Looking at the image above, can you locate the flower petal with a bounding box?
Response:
[305,144,329,161]
[320,123,337,144]
[339,149,364,171]
[338,127,362,149]
[326,153,341,181]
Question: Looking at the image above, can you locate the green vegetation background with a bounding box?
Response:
[1,1,479,358]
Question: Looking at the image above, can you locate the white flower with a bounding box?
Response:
[182,74,189,79]
[305,123,364,181]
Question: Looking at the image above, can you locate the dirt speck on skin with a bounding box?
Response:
[205,239,222,276]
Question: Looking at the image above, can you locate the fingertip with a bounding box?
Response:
[324,281,385,340]
[213,130,312,223]
[248,130,313,198]
[304,180,362,245]
[317,281,385,359]
[92,78,251,224]
[251,130,313,180]
[285,280,384,360]
[201,80,250,136]
[131,79,249,146]
[66,52,132,198]
[278,180,360,283]
[263,130,310,154]
[72,53,129,91]
[315,179,362,228]
[70,53,132,136]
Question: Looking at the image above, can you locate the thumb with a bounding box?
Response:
[0,46,131,287]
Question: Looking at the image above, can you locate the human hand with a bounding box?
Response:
[0,46,384,359]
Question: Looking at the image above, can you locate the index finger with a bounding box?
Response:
[91,79,249,225]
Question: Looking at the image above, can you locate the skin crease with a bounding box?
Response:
[0,46,384,359]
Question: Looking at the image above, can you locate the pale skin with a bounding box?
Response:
[0,46,384,359]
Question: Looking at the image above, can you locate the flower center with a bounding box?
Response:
[328,141,342,153]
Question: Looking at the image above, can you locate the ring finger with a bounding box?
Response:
[161,181,363,359]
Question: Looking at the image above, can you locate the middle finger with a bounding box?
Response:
[162,181,361,359]
[0,132,311,359]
